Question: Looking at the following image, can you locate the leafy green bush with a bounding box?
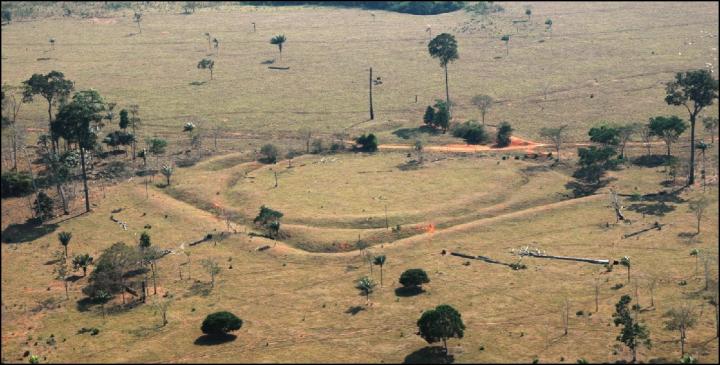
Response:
[354,133,378,152]
[1,171,34,198]
[452,121,489,144]
[496,121,513,147]
[201,311,242,336]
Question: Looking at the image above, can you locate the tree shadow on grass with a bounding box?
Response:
[194,334,237,346]
[626,202,675,217]
[2,221,59,244]
[392,125,440,140]
[189,81,207,86]
[395,286,425,297]
[345,305,366,315]
[631,154,672,168]
[403,346,454,364]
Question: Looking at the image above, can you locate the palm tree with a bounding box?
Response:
[428,33,458,113]
[72,254,93,277]
[270,34,287,61]
[356,276,376,305]
[58,231,72,260]
[373,255,386,286]
[690,248,700,274]
[620,256,631,282]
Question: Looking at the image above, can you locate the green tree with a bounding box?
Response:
[417,304,466,354]
[161,165,173,186]
[545,18,553,31]
[428,33,459,112]
[620,256,631,282]
[432,100,450,133]
[373,255,386,286]
[399,268,430,290]
[92,289,113,318]
[1,9,11,24]
[33,191,55,222]
[22,71,74,153]
[501,34,510,55]
[665,70,719,185]
[496,121,513,147]
[259,143,279,163]
[471,94,493,125]
[197,58,215,80]
[664,306,697,356]
[201,311,242,336]
[612,295,651,363]
[54,89,108,213]
[589,124,620,146]
[649,116,687,156]
[147,137,168,167]
[354,133,378,152]
[128,104,141,160]
[82,242,140,304]
[202,258,221,288]
[423,105,435,127]
[270,34,287,61]
[184,1,198,14]
[539,125,567,162]
[356,276,377,305]
[119,109,129,130]
[688,196,708,234]
[57,231,72,260]
[72,253,93,277]
[139,231,151,251]
[253,205,283,239]
[689,248,700,274]
[617,123,640,159]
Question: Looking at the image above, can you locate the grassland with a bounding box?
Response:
[1,2,719,364]
[1,1,718,151]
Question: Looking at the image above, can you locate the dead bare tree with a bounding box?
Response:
[610,189,626,223]
[648,276,657,308]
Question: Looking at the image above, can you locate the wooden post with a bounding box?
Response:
[369,67,374,120]
[274,171,278,188]
[384,204,388,230]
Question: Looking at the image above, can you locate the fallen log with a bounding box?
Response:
[623,222,665,239]
[521,253,609,265]
[450,252,508,266]
[268,66,290,70]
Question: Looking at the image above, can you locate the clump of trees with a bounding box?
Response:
[354,133,378,152]
[1,171,34,197]
[495,122,513,147]
[452,120,488,144]
[253,205,283,239]
[423,100,450,133]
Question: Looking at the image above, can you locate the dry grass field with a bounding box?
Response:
[1,2,719,364]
